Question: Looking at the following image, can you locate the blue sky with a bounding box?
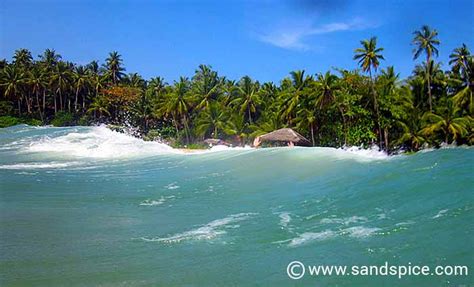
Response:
[1,0,473,83]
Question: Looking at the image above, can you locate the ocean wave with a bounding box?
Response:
[286,225,381,247]
[139,196,175,206]
[141,213,257,243]
[320,216,368,225]
[0,161,81,170]
[278,212,292,229]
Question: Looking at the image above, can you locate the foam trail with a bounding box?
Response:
[141,213,257,243]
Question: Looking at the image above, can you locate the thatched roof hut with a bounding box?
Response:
[254,128,311,147]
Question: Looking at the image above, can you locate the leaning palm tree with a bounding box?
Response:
[421,100,471,144]
[412,25,440,112]
[354,36,385,149]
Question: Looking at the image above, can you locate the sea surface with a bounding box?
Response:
[0,125,473,286]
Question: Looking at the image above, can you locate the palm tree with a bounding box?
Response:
[449,44,471,78]
[29,67,48,120]
[87,96,110,121]
[279,70,313,125]
[192,65,222,110]
[104,51,125,84]
[38,49,61,68]
[73,66,90,112]
[163,77,192,143]
[1,65,27,115]
[12,49,33,68]
[231,76,261,124]
[412,25,440,112]
[51,61,72,113]
[354,36,385,149]
[195,103,229,138]
[421,100,471,144]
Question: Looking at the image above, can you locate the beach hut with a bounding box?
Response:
[253,128,311,147]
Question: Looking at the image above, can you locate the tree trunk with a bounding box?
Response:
[58,90,63,111]
[75,88,79,112]
[426,55,432,112]
[369,69,383,150]
[310,122,315,147]
[42,90,46,112]
[17,99,22,116]
[54,93,57,114]
[384,127,389,152]
[35,90,43,122]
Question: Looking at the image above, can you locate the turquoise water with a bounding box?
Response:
[0,125,473,286]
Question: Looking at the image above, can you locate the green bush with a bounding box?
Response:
[51,112,75,127]
[0,116,20,128]
[78,115,90,126]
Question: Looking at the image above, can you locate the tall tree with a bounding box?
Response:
[412,25,440,112]
[354,36,385,149]
[104,51,125,85]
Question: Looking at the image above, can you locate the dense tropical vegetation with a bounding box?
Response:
[0,26,472,151]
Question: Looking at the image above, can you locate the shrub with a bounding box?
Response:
[50,112,75,127]
[0,116,20,128]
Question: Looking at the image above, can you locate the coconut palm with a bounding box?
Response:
[231,76,261,124]
[162,77,193,142]
[412,25,440,112]
[29,67,48,120]
[449,44,471,78]
[73,66,90,112]
[1,65,27,115]
[87,96,110,120]
[354,36,385,148]
[104,51,125,84]
[12,49,33,68]
[421,100,471,144]
[51,61,72,113]
[195,103,230,138]
[192,65,222,110]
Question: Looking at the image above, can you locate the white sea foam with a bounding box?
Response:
[25,125,179,158]
[432,209,448,219]
[336,145,389,161]
[140,196,175,206]
[165,183,180,190]
[342,226,381,238]
[0,162,80,170]
[288,230,337,247]
[286,225,381,247]
[141,213,256,243]
[278,212,292,228]
[320,216,368,225]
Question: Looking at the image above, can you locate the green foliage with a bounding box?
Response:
[0,38,472,151]
[0,116,42,128]
[0,116,20,127]
[51,111,74,127]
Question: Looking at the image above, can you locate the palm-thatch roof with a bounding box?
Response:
[256,128,311,146]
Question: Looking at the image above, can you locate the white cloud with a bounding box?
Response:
[258,18,373,51]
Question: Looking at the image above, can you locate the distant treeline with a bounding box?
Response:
[0,25,472,151]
